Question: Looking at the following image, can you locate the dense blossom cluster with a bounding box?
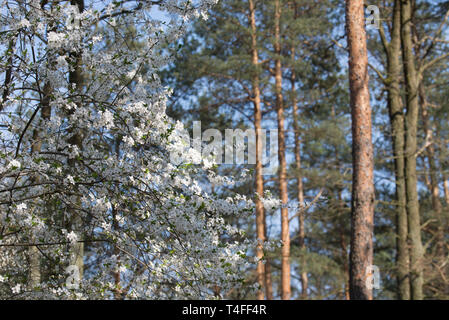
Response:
[0,0,260,299]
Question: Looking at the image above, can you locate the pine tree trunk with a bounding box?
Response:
[400,0,425,300]
[274,0,291,300]
[291,64,308,300]
[384,0,410,300]
[345,0,375,300]
[249,0,267,300]
[289,0,308,299]
[264,221,274,300]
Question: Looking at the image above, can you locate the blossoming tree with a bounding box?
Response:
[0,0,256,299]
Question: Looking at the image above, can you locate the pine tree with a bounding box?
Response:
[345,0,375,300]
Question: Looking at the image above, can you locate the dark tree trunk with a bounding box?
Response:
[420,85,444,259]
[382,0,411,300]
[400,0,425,300]
[289,0,308,299]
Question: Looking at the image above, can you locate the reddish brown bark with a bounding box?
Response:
[274,0,291,300]
[249,0,267,300]
[345,0,375,300]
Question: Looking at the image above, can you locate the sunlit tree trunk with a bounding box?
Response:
[249,0,268,300]
[274,0,291,300]
[345,0,375,300]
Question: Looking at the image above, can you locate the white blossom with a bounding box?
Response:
[8,160,21,169]
[12,284,21,294]
[67,231,78,244]
[64,175,76,185]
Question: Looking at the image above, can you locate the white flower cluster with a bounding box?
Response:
[258,192,283,211]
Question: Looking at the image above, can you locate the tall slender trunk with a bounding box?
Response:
[420,85,444,258]
[289,0,307,300]
[112,207,123,299]
[345,0,375,300]
[336,159,350,300]
[291,58,308,300]
[274,0,291,300]
[29,81,52,289]
[67,0,85,280]
[400,0,425,300]
[263,223,274,300]
[383,0,410,300]
[249,0,267,300]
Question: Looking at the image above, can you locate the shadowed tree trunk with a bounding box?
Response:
[345,0,375,300]
[289,0,308,300]
[379,0,410,300]
[291,70,308,300]
[337,193,350,301]
[420,84,444,258]
[263,218,274,300]
[0,37,15,113]
[400,0,425,300]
